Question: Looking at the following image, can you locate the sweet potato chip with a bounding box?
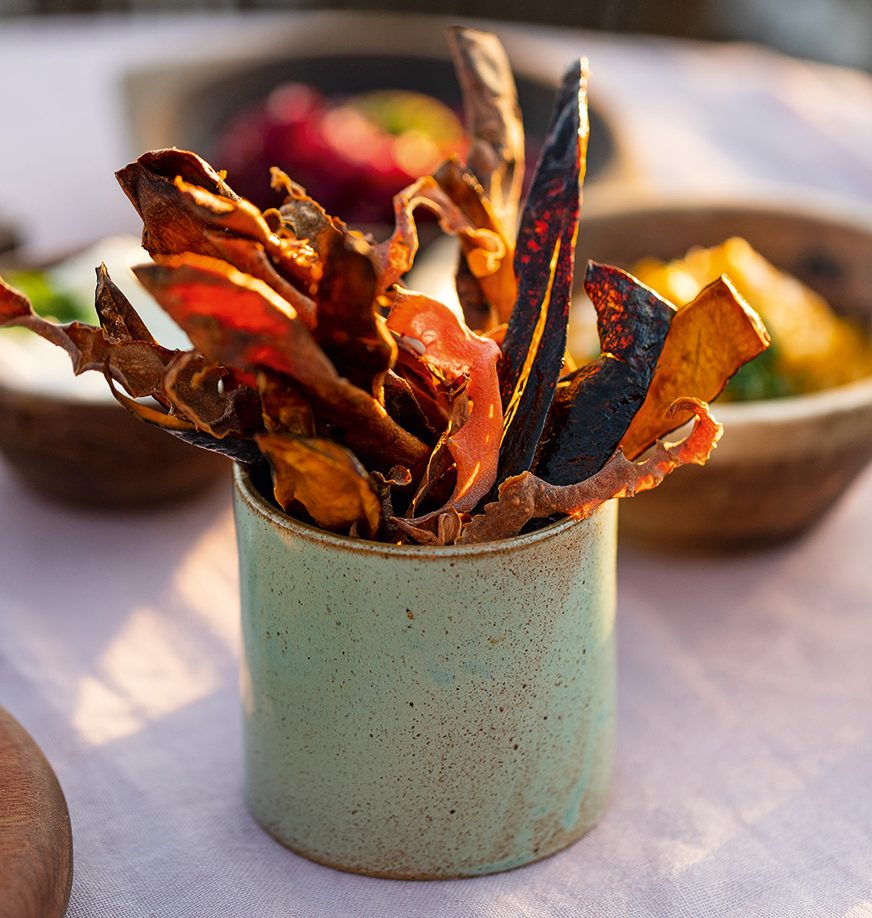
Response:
[460,399,722,543]
[119,153,320,310]
[0,273,31,322]
[497,61,589,481]
[388,288,502,514]
[256,433,381,538]
[171,176,326,298]
[375,165,510,323]
[433,160,517,327]
[117,152,240,261]
[315,231,396,397]
[203,233,317,328]
[95,264,157,345]
[620,276,770,459]
[447,26,524,238]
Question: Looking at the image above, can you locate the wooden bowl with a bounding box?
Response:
[0,382,228,509]
[0,707,73,918]
[573,199,872,550]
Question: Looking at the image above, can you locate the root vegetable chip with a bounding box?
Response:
[315,231,396,397]
[120,152,320,314]
[375,163,512,324]
[388,289,502,515]
[460,399,722,544]
[498,62,589,482]
[434,160,517,327]
[446,27,524,332]
[256,433,381,538]
[117,150,242,260]
[203,233,317,328]
[2,271,175,398]
[620,276,770,459]
[447,26,524,238]
[133,253,428,473]
[533,262,674,486]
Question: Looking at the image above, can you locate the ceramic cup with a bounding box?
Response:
[232,465,617,879]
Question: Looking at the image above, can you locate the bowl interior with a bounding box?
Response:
[574,202,872,331]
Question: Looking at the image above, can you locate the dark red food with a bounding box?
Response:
[214,84,466,224]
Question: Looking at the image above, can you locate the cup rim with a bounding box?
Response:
[232,463,607,558]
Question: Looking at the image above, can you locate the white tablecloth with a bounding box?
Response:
[1,12,872,918]
[3,464,872,918]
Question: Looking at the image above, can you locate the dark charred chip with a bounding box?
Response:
[168,428,263,465]
[496,61,589,483]
[371,464,414,537]
[533,262,674,486]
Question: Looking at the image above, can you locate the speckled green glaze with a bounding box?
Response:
[232,465,617,879]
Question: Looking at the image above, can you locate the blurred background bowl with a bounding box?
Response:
[0,384,228,509]
[123,25,616,230]
[574,198,872,550]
